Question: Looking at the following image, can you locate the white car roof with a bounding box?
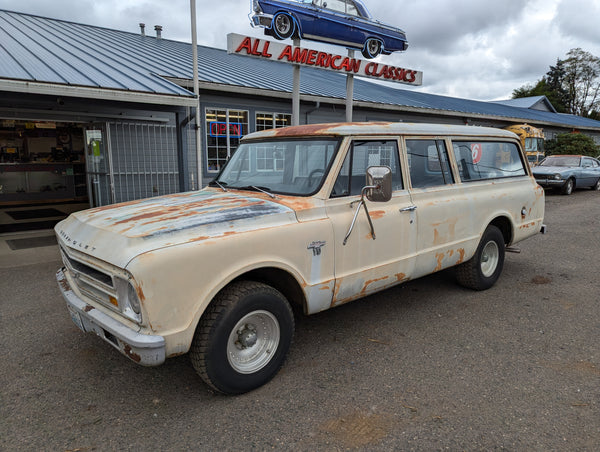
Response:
[244,122,518,140]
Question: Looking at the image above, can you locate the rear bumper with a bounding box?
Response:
[56,268,166,366]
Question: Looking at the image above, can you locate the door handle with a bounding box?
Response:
[400,205,417,212]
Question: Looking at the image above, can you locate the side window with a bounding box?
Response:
[452,141,527,181]
[331,140,403,197]
[406,139,454,188]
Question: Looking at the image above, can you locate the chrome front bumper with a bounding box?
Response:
[56,268,166,366]
[250,13,273,28]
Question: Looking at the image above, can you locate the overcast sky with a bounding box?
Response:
[2,0,599,101]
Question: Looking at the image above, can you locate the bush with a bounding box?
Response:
[545,133,600,157]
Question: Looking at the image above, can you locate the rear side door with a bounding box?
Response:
[325,138,416,306]
[403,138,472,278]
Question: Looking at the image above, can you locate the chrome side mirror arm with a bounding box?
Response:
[343,185,378,245]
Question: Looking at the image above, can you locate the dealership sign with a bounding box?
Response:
[227,33,422,86]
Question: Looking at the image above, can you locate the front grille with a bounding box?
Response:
[60,247,113,288]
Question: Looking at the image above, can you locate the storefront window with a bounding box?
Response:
[205,109,248,173]
[256,112,292,131]
[0,120,87,203]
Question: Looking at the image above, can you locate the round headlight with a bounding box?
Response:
[553,173,562,180]
[127,282,141,315]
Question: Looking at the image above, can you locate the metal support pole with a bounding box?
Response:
[345,49,354,122]
[190,0,203,189]
[292,38,300,126]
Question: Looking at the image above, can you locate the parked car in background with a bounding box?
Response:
[250,0,408,58]
[532,155,600,195]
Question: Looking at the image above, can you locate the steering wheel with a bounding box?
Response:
[308,168,325,187]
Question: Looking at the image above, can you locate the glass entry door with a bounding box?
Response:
[85,124,114,207]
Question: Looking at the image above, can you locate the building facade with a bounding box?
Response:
[1,8,600,223]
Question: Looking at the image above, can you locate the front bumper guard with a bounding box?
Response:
[56,268,166,366]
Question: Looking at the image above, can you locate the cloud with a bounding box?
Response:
[554,0,600,56]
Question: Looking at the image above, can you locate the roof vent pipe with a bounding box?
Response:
[139,23,145,36]
[154,25,162,39]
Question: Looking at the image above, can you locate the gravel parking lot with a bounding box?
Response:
[1,189,599,451]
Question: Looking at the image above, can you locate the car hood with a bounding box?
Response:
[55,190,296,268]
[532,166,571,175]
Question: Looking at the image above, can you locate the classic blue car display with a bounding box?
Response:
[250,0,408,59]
[532,155,600,195]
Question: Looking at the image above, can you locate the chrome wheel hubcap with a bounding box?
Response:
[480,241,499,277]
[227,310,280,374]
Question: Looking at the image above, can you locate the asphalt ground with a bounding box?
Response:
[1,189,599,451]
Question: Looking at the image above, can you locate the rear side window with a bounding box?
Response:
[406,139,454,188]
[452,141,526,181]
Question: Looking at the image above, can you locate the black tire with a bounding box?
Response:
[455,225,505,291]
[190,281,294,394]
[272,13,295,40]
[361,38,382,59]
[592,178,600,191]
[561,178,574,195]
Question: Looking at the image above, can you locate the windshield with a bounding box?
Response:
[525,137,544,152]
[539,156,581,167]
[215,139,339,195]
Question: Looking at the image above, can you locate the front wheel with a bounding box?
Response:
[591,178,600,191]
[455,225,505,291]
[561,178,574,195]
[190,281,294,394]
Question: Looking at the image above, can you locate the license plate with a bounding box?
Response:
[68,306,85,332]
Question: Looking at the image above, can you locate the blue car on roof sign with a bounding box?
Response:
[250,0,408,59]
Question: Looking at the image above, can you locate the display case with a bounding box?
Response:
[0,162,87,202]
[0,122,87,203]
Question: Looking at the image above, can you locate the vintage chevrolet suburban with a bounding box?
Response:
[56,122,545,394]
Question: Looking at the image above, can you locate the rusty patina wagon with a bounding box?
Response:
[56,122,545,394]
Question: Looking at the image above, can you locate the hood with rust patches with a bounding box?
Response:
[55,190,296,268]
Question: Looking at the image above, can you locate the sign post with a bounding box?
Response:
[292,38,300,126]
[345,49,355,122]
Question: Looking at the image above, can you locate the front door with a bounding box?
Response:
[326,138,416,306]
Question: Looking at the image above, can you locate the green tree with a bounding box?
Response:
[545,132,600,157]
[513,48,600,118]
[562,48,600,117]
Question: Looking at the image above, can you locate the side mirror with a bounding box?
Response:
[365,166,392,202]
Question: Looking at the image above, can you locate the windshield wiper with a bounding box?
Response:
[209,180,228,192]
[236,185,278,199]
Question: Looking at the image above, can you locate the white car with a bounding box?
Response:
[56,122,545,394]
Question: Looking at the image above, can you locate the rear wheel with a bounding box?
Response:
[456,225,505,291]
[190,281,294,394]
[362,38,382,58]
[561,178,574,195]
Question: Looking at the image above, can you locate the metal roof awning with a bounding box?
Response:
[0,79,198,107]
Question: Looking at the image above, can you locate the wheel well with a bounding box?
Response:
[231,267,306,314]
[489,216,512,245]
